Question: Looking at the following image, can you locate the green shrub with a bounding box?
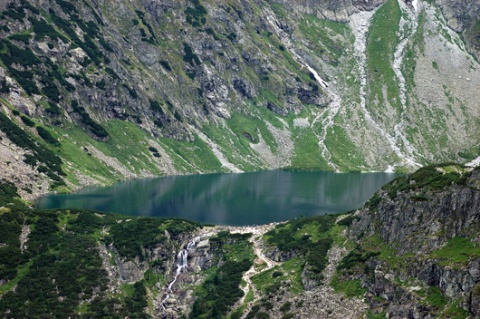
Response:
[71,101,109,139]
[2,8,26,21]
[336,250,379,271]
[227,32,237,41]
[7,69,39,95]
[9,33,31,44]
[365,192,382,210]
[23,154,37,167]
[0,112,65,185]
[383,164,470,199]
[20,115,35,127]
[191,232,253,318]
[191,259,251,318]
[0,212,108,318]
[135,9,156,41]
[265,215,336,279]
[105,218,197,260]
[183,43,201,65]
[29,17,66,41]
[337,215,359,227]
[105,67,119,79]
[159,60,172,71]
[0,78,9,93]
[185,0,207,27]
[149,99,164,115]
[36,126,60,146]
[46,102,62,116]
[0,39,40,67]
[331,277,366,298]
[426,287,447,308]
[55,0,78,14]
[205,28,219,40]
[41,82,61,103]
[122,84,137,98]
[279,301,291,312]
[0,181,26,210]
[98,37,113,52]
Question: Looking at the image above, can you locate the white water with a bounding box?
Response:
[161,236,200,310]
[313,89,341,171]
[394,1,416,111]
[167,250,188,292]
[393,0,422,167]
[350,7,421,170]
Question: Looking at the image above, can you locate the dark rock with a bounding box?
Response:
[266,102,288,117]
[264,246,297,262]
[346,169,480,317]
[233,78,254,98]
[470,283,480,316]
[297,87,321,105]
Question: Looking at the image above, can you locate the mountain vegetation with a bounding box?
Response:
[0,164,479,318]
[0,0,479,198]
[1,0,480,317]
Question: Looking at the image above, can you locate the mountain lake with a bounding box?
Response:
[37,170,398,226]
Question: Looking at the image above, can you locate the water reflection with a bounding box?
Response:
[38,171,397,226]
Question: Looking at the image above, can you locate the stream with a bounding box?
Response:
[161,236,201,310]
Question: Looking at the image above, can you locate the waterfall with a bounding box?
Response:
[161,236,200,303]
[160,237,201,311]
[166,237,199,292]
[166,250,188,292]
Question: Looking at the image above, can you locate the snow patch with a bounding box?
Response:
[305,64,329,89]
[412,0,419,11]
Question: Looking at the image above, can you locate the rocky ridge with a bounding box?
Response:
[343,165,480,318]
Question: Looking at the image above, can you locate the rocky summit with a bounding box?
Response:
[0,0,479,197]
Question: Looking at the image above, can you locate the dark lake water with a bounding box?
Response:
[38,171,398,226]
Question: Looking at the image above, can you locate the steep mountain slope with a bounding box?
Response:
[0,0,479,197]
[339,164,480,318]
[1,164,479,318]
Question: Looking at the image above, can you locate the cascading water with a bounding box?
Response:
[166,236,200,292]
[161,236,200,311]
[167,250,188,292]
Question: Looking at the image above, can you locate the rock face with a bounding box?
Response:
[345,166,480,317]
[272,0,386,21]
[433,0,480,59]
[355,180,480,255]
